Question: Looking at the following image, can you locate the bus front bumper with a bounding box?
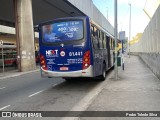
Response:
[41,66,93,78]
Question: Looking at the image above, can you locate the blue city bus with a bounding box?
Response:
[38,16,114,80]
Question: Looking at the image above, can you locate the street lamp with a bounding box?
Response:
[114,0,118,80]
[128,3,131,58]
[106,7,108,20]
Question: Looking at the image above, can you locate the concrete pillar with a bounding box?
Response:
[14,0,36,72]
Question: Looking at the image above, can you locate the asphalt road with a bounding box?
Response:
[0,71,64,110]
[0,70,113,120]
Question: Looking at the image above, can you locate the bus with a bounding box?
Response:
[38,16,114,80]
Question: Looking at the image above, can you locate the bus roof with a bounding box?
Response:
[38,16,89,26]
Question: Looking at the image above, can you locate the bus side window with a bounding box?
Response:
[106,36,109,48]
[92,27,99,49]
[98,30,103,49]
[103,34,107,49]
[98,30,101,39]
[91,25,94,36]
[113,39,115,49]
[95,29,98,37]
[110,38,112,50]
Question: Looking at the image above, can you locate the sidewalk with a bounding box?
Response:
[83,55,160,118]
[0,66,40,80]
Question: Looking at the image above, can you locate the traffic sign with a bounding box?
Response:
[119,31,126,40]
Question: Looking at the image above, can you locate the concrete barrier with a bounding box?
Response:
[130,5,160,80]
[132,53,160,80]
[141,53,160,79]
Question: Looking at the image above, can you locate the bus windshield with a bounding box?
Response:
[42,20,83,43]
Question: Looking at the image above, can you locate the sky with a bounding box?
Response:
[92,0,152,40]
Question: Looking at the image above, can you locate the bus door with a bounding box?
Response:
[92,36,101,76]
[91,26,102,76]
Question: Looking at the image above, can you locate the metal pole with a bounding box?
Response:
[122,40,124,70]
[114,0,118,80]
[0,40,4,73]
[129,3,131,58]
[106,7,108,20]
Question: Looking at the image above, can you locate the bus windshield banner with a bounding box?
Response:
[42,20,83,43]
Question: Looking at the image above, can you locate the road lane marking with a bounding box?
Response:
[28,90,44,98]
[0,105,10,111]
[0,87,6,90]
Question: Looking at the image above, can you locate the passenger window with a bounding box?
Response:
[91,26,94,36]
[94,27,98,38]
[98,30,101,38]
[92,37,99,49]
[102,32,104,40]
[92,27,99,49]
[106,36,110,48]
[99,31,103,49]
[103,34,107,49]
[113,39,115,50]
[110,38,112,50]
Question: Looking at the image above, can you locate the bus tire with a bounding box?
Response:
[64,78,73,82]
[99,64,106,81]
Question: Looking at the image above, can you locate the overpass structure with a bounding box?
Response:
[0,0,114,72]
[130,5,160,79]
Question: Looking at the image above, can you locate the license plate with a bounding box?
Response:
[60,67,69,71]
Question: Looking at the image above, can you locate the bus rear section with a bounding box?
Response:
[39,17,94,78]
